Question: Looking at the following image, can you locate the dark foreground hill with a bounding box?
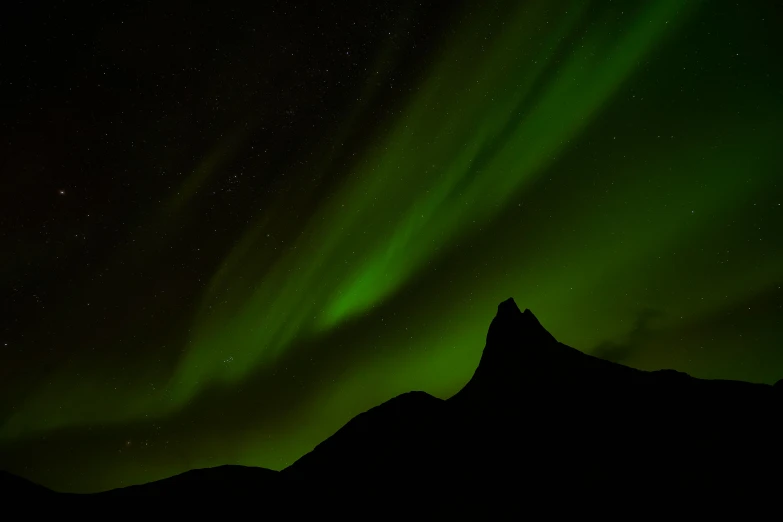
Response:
[4,298,783,503]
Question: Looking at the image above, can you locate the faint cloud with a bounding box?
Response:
[592,308,662,363]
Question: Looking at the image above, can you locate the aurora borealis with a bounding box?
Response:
[1,0,782,492]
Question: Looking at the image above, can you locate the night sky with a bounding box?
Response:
[1,0,782,492]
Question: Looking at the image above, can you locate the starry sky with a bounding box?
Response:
[1,0,782,492]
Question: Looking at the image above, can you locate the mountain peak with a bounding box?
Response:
[497,297,521,313]
[450,299,560,403]
[490,298,554,345]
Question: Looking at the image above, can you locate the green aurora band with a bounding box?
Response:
[3,0,783,492]
[175,0,696,399]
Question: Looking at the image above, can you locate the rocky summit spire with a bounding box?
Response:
[451,298,562,403]
[483,298,557,365]
[491,298,556,344]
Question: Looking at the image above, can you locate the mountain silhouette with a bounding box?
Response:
[4,298,782,502]
[99,465,280,497]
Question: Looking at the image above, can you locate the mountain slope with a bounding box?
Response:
[284,298,782,493]
[0,470,57,496]
[98,465,280,497]
[3,298,781,499]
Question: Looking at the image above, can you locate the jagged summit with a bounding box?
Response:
[497,296,521,313]
[490,298,556,343]
[453,298,562,402]
[494,297,535,321]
